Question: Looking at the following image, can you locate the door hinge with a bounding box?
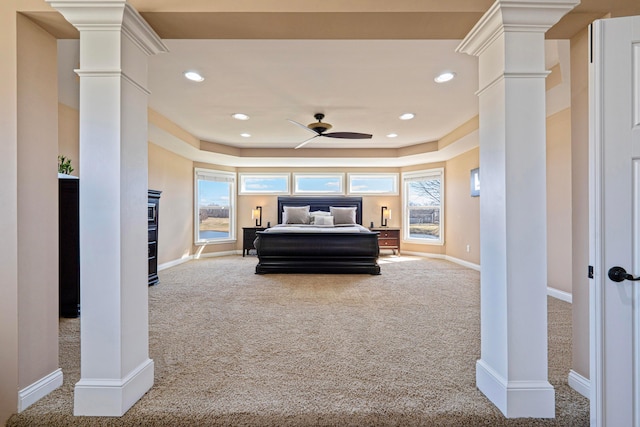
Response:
[588,265,594,279]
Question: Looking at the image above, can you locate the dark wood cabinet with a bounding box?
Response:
[243,227,265,256]
[59,176,80,318]
[371,227,401,255]
[148,190,161,286]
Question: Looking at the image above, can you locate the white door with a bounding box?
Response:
[590,16,640,427]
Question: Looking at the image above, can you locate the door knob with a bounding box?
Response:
[608,266,640,282]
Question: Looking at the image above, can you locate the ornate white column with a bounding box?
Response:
[457,0,579,418]
[45,0,167,416]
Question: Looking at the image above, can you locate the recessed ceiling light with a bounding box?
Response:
[240,133,251,138]
[399,113,415,121]
[183,71,204,82]
[387,133,398,138]
[232,113,250,120]
[434,72,456,83]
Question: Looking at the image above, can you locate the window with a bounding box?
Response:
[239,173,290,194]
[293,173,344,195]
[347,173,398,195]
[195,168,236,244]
[403,168,444,245]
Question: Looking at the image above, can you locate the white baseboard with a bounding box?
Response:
[159,250,248,271]
[74,358,154,416]
[158,256,193,271]
[445,255,481,271]
[196,250,240,259]
[568,370,590,399]
[547,287,572,303]
[18,368,63,412]
[400,251,481,271]
[476,359,555,418]
[401,250,446,260]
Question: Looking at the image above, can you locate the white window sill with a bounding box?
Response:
[403,238,444,246]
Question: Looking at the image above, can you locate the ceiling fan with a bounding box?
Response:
[287,113,373,149]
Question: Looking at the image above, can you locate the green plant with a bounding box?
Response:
[58,155,74,175]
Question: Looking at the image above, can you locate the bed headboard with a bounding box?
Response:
[277,196,363,225]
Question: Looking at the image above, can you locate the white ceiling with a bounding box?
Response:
[146,39,479,150]
[58,38,569,158]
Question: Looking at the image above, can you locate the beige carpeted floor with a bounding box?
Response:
[7,255,588,426]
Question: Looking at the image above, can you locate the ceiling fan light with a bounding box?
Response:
[232,113,250,120]
[183,71,204,82]
[387,133,398,138]
[399,113,415,120]
[435,71,456,83]
[308,122,332,132]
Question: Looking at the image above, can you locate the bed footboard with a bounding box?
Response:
[254,231,380,275]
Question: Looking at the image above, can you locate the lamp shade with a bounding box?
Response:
[252,206,262,227]
[381,206,391,227]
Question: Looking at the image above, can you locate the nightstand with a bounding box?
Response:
[243,227,266,256]
[371,227,400,255]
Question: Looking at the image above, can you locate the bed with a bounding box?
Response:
[254,196,381,275]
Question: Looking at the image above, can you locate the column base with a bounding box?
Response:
[74,358,154,416]
[476,359,555,418]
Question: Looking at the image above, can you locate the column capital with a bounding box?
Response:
[456,0,580,57]
[45,0,168,55]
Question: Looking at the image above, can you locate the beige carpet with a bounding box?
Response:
[8,255,588,426]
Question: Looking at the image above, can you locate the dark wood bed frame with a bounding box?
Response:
[254,196,381,275]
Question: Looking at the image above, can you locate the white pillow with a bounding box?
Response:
[309,210,331,224]
[314,215,334,226]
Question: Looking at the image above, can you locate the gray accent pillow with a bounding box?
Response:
[283,205,310,224]
[330,206,357,225]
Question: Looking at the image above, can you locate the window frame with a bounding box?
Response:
[402,168,445,246]
[238,173,290,195]
[194,168,237,245]
[347,173,399,195]
[292,173,345,195]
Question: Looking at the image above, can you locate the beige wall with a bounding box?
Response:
[0,3,20,424]
[547,108,573,293]
[59,105,479,265]
[234,167,403,255]
[177,160,478,262]
[444,148,480,264]
[237,192,402,231]
[16,9,60,405]
[570,27,591,380]
[148,143,194,265]
[236,165,402,220]
[58,103,79,176]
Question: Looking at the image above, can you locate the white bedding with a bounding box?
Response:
[262,224,372,233]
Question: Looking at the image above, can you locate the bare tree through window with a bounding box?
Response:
[405,171,443,242]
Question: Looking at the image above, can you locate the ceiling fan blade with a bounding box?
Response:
[294,134,320,150]
[287,119,318,135]
[323,132,373,139]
